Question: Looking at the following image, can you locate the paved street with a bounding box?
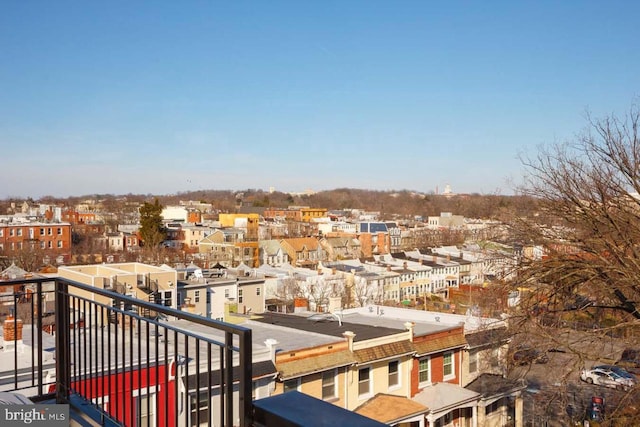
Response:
[508,327,639,425]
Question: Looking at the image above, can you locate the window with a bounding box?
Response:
[443,352,454,378]
[358,367,371,397]
[57,240,62,248]
[48,241,52,248]
[469,350,478,373]
[57,227,62,235]
[9,229,14,236]
[485,398,502,416]
[136,393,156,427]
[40,227,45,235]
[283,378,299,393]
[16,228,22,236]
[322,370,337,400]
[419,358,430,384]
[256,287,261,296]
[163,291,172,307]
[0,229,3,237]
[224,289,229,298]
[40,241,45,249]
[47,227,52,235]
[194,290,200,303]
[190,392,210,426]
[238,289,243,303]
[388,360,399,388]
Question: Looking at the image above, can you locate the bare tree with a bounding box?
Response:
[515,107,640,321]
[508,106,640,425]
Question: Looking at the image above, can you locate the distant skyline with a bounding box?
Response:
[2,1,639,199]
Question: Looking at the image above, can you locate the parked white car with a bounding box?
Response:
[580,367,636,391]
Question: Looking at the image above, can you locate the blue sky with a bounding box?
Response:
[1,1,639,199]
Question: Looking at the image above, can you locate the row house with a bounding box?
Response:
[177,271,265,320]
[432,246,486,285]
[258,240,289,267]
[197,229,259,268]
[62,209,97,225]
[403,251,461,297]
[279,237,326,269]
[343,306,523,427]
[263,207,327,223]
[249,309,523,427]
[163,223,216,251]
[319,236,362,261]
[0,221,72,253]
[161,205,203,224]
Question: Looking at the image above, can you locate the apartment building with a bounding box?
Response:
[0,221,72,253]
[58,262,178,323]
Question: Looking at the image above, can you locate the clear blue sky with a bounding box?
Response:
[1,1,639,199]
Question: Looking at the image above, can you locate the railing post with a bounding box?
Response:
[55,279,70,403]
[239,328,253,427]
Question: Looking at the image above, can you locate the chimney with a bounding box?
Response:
[3,312,23,351]
[404,321,415,342]
[265,339,279,363]
[432,255,437,263]
[343,331,356,352]
[447,255,451,262]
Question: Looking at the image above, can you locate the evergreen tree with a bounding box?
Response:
[139,199,166,250]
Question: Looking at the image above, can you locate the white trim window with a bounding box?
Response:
[136,392,156,427]
[283,378,300,393]
[418,357,430,386]
[443,351,455,380]
[322,369,337,400]
[388,360,400,389]
[358,367,371,398]
[469,350,478,373]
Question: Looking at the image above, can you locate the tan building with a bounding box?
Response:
[58,262,177,324]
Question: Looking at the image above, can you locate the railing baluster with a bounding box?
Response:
[219,346,225,427]
[36,281,43,396]
[207,343,212,427]
[184,335,190,427]
[225,332,233,427]
[196,337,201,427]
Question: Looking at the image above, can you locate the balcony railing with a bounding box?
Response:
[0,276,252,427]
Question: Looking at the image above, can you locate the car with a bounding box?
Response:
[580,367,637,391]
[512,347,549,365]
[592,365,637,380]
[615,348,640,375]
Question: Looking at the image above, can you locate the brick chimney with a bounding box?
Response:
[3,312,23,351]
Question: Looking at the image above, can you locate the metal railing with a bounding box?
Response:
[0,276,253,427]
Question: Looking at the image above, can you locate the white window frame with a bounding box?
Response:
[321,369,337,400]
[469,350,478,373]
[283,378,301,393]
[418,357,431,386]
[57,240,63,248]
[134,389,157,427]
[388,360,400,390]
[194,290,200,303]
[358,366,372,399]
[443,351,455,380]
